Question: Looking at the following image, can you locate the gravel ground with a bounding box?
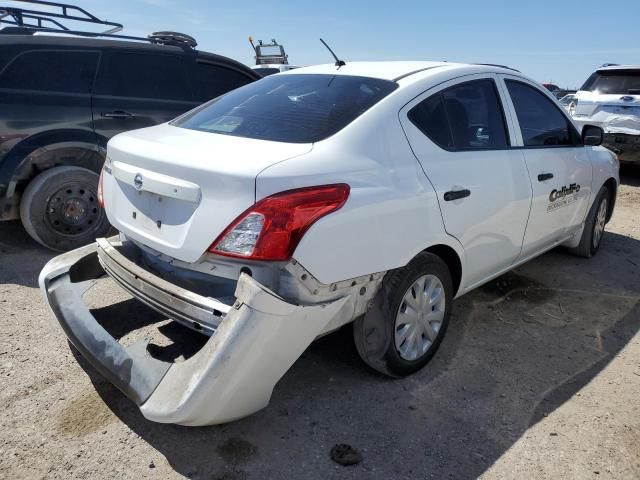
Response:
[1,167,639,480]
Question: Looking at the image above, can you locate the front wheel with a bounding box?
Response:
[568,186,609,258]
[19,166,111,251]
[353,252,453,377]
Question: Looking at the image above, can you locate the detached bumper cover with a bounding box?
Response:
[39,239,348,426]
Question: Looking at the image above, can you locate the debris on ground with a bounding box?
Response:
[330,444,362,466]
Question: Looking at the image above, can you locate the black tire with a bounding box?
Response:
[568,186,609,258]
[353,252,453,377]
[19,166,111,251]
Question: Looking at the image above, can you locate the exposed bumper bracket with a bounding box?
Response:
[39,239,349,425]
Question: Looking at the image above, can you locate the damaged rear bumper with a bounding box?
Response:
[39,238,348,426]
[603,133,640,164]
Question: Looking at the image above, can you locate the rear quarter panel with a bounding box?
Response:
[255,96,463,285]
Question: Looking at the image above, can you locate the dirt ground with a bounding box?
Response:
[1,167,639,480]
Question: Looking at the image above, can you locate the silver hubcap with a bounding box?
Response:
[592,198,607,248]
[394,274,446,361]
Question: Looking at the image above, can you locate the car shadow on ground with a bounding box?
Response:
[0,220,55,287]
[68,229,640,480]
[620,163,640,186]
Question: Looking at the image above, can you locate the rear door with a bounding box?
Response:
[0,48,98,139]
[499,76,592,258]
[92,50,199,142]
[400,74,532,288]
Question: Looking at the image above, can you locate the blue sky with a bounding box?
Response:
[6,0,639,88]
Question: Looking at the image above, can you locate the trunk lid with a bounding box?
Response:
[103,123,312,262]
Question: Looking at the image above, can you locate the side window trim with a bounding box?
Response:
[499,74,583,149]
[404,75,513,152]
[494,76,523,147]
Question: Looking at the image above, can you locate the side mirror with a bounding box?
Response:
[582,125,604,146]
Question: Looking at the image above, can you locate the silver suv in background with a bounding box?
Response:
[572,65,640,164]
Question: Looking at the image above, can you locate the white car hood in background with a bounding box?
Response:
[575,92,640,135]
[103,124,312,262]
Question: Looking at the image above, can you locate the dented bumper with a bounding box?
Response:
[603,133,640,164]
[39,238,348,426]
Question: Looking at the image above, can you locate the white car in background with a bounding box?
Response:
[40,61,619,426]
[572,64,640,164]
[559,93,577,112]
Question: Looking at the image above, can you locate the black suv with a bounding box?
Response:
[0,3,259,251]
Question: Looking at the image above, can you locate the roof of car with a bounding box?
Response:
[597,64,640,72]
[280,61,519,82]
[0,33,257,75]
[280,61,455,81]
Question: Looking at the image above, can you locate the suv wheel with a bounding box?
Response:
[353,252,453,377]
[20,166,111,251]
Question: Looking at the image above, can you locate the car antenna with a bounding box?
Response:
[319,38,345,68]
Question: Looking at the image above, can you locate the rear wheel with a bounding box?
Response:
[353,252,453,377]
[19,166,111,251]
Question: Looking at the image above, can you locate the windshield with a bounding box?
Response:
[581,70,640,94]
[173,74,398,143]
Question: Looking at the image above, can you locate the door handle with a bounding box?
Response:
[443,189,471,201]
[538,172,554,181]
[101,110,134,119]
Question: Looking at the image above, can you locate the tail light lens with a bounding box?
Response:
[568,99,578,116]
[208,184,350,261]
[97,159,112,208]
[97,168,105,208]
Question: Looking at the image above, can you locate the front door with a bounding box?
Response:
[400,75,532,288]
[500,76,592,258]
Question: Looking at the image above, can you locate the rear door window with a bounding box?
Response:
[408,94,452,149]
[192,61,254,102]
[94,51,191,101]
[408,79,510,150]
[0,50,98,93]
[506,80,580,147]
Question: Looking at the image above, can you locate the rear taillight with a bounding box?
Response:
[569,99,578,116]
[97,168,105,208]
[97,159,112,208]
[208,184,350,261]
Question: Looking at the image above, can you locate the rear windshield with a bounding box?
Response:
[173,74,398,143]
[581,70,640,94]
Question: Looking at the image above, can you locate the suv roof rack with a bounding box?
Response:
[475,63,521,73]
[0,0,197,47]
[248,37,289,65]
[0,0,122,34]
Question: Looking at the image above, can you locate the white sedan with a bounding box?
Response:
[40,61,619,426]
